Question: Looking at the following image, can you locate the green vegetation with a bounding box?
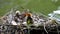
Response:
[0,0,60,16]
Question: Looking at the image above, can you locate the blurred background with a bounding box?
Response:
[0,0,60,16]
